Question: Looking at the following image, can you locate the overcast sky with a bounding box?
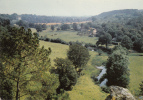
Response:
[0,0,143,16]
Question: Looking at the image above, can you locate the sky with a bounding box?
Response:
[0,0,143,16]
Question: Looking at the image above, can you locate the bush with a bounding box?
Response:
[45,38,51,42]
[54,58,78,91]
[101,86,110,93]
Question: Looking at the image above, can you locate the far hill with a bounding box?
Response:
[92,9,143,23]
[97,9,142,18]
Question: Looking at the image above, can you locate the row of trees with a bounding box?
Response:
[50,22,92,31]
[0,13,90,24]
[16,20,47,32]
[21,14,89,23]
[50,23,77,31]
[96,32,143,52]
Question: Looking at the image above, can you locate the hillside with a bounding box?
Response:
[92,9,143,24]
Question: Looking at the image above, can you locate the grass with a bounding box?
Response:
[67,51,108,100]
[68,75,108,100]
[39,40,69,66]
[39,40,108,100]
[39,27,98,44]
[39,39,143,99]
[128,56,143,95]
[30,28,37,33]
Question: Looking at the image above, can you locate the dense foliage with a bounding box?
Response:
[96,33,112,48]
[121,35,133,49]
[54,58,77,91]
[0,27,59,100]
[139,81,143,95]
[67,44,90,72]
[105,46,130,88]
[61,24,70,30]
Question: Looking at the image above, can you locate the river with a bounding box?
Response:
[96,66,108,87]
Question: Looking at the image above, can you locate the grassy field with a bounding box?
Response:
[39,27,98,44]
[68,75,108,100]
[67,51,108,100]
[39,40,69,66]
[128,56,143,95]
[30,28,37,33]
[39,41,108,100]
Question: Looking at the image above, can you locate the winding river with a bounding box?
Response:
[96,66,108,87]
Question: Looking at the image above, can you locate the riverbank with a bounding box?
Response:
[96,66,107,87]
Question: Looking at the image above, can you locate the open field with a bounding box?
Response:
[30,28,37,33]
[68,75,108,100]
[39,27,98,44]
[39,40,143,99]
[39,40,69,66]
[128,56,143,95]
[39,41,108,99]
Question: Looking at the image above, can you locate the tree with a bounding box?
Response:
[0,61,13,100]
[121,35,133,49]
[133,38,143,52]
[16,20,29,28]
[67,44,90,72]
[29,23,35,28]
[0,17,10,26]
[54,58,77,91]
[42,24,47,30]
[61,24,70,30]
[104,46,130,88]
[139,81,143,95]
[97,33,112,48]
[35,24,43,32]
[51,25,55,31]
[72,23,78,31]
[0,27,59,100]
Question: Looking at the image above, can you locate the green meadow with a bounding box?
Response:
[39,33,143,99]
[128,56,143,95]
[39,41,108,100]
[38,27,98,44]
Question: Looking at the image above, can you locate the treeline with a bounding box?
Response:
[21,14,90,23]
[0,13,18,21]
[41,37,96,49]
[0,13,90,24]
[85,9,143,52]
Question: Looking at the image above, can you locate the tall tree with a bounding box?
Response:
[42,24,47,30]
[35,24,43,32]
[0,27,59,100]
[121,35,133,49]
[67,44,90,73]
[72,23,78,31]
[61,24,70,30]
[0,61,13,100]
[54,58,77,92]
[133,38,143,52]
[51,25,55,31]
[105,46,130,88]
[97,33,112,48]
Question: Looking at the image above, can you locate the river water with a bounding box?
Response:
[96,66,108,87]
